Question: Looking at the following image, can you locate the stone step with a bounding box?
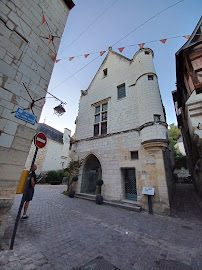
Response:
[75,193,141,212]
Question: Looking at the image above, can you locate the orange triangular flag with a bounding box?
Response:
[118,47,125,53]
[54,53,57,60]
[84,54,89,58]
[100,51,106,56]
[69,57,74,61]
[49,35,51,44]
[42,13,46,24]
[183,35,190,39]
[160,39,167,44]
[138,43,145,49]
[56,59,61,63]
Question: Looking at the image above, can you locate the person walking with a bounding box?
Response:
[21,164,37,220]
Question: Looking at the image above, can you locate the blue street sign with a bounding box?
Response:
[15,108,37,125]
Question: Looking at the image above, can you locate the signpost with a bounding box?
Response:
[10,132,47,250]
[142,187,155,215]
[15,108,37,125]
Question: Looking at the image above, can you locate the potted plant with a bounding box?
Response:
[96,179,104,205]
[68,175,78,198]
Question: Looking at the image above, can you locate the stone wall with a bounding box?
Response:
[0,0,74,239]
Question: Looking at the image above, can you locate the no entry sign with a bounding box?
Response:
[34,132,47,148]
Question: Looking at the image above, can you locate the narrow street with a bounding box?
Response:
[0,184,202,270]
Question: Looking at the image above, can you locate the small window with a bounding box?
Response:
[117,84,126,99]
[145,51,150,55]
[95,106,100,114]
[154,114,160,123]
[131,151,138,160]
[103,68,107,77]
[148,75,153,80]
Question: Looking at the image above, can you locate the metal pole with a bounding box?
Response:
[148,195,153,215]
[10,147,38,250]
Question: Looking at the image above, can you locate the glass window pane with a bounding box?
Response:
[102,112,107,121]
[102,103,108,111]
[154,115,160,122]
[101,122,107,135]
[95,106,100,114]
[94,115,100,123]
[94,124,99,136]
[118,84,126,99]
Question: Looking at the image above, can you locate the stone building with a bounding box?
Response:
[73,47,173,215]
[25,123,71,173]
[172,17,202,196]
[0,0,74,239]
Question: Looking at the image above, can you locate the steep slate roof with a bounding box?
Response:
[176,16,202,55]
[37,123,63,144]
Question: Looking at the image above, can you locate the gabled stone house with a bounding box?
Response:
[73,47,173,215]
[0,0,74,240]
[25,123,71,173]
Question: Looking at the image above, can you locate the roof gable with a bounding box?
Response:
[84,48,131,92]
[176,16,202,55]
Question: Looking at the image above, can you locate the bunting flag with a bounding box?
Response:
[52,35,190,63]
[160,39,167,44]
[54,53,57,61]
[100,51,106,56]
[42,13,46,24]
[49,35,51,44]
[118,47,125,53]
[138,43,145,49]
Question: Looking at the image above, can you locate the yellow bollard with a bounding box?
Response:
[16,170,29,194]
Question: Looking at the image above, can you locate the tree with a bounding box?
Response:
[168,123,188,169]
[168,123,181,155]
[64,159,81,192]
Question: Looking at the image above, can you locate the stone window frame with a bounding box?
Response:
[117,83,126,100]
[131,151,139,160]
[94,103,108,136]
[154,114,161,123]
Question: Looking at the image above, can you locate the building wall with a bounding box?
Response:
[74,48,171,215]
[0,0,73,239]
[25,128,71,172]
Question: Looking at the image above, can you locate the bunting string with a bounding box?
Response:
[53,35,190,63]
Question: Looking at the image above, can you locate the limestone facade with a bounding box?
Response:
[73,47,173,215]
[0,0,74,238]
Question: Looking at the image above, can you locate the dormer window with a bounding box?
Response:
[103,68,107,77]
[145,51,150,55]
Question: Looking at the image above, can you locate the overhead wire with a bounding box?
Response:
[58,0,119,56]
[49,0,185,93]
[112,0,185,46]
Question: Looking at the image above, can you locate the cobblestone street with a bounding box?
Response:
[0,184,202,270]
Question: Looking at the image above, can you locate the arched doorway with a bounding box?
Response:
[81,154,102,195]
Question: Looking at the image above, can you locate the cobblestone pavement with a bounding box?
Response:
[0,184,202,270]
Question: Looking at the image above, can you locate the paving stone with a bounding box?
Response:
[1,185,202,270]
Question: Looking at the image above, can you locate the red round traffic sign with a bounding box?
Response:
[34,132,47,148]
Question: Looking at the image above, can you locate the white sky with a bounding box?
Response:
[39,0,202,135]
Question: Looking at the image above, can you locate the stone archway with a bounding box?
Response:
[81,154,102,195]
